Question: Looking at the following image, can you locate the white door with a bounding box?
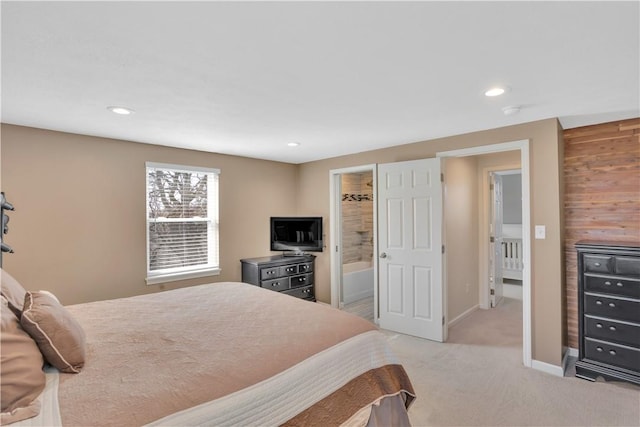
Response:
[378,158,443,341]
[489,173,504,308]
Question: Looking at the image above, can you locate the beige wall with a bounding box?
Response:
[2,118,566,367]
[297,118,565,366]
[444,157,479,322]
[0,124,298,305]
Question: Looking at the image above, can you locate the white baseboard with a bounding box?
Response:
[562,347,578,375]
[448,304,479,328]
[531,359,565,377]
[503,283,523,300]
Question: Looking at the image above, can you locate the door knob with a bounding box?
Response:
[380,252,387,259]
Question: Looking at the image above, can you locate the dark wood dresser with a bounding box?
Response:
[575,241,640,385]
[240,255,316,301]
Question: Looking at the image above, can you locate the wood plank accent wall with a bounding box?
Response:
[564,117,640,349]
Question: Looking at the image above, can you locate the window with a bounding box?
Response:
[145,162,220,284]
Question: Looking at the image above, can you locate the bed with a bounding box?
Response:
[1,269,415,426]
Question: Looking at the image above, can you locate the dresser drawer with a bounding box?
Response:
[298,262,314,273]
[585,316,640,347]
[615,256,640,276]
[283,285,314,299]
[583,255,613,273]
[584,294,640,322]
[584,275,640,299]
[260,267,282,280]
[290,273,313,288]
[584,338,640,373]
[262,278,289,292]
[281,265,299,276]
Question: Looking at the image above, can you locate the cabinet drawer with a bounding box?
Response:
[281,265,298,276]
[283,285,314,299]
[615,256,640,276]
[584,338,640,373]
[584,275,640,299]
[584,294,640,323]
[583,255,613,273]
[585,316,640,347]
[290,273,313,288]
[260,267,282,280]
[298,262,314,273]
[262,278,289,292]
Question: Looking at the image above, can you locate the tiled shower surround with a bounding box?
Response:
[341,172,374,264]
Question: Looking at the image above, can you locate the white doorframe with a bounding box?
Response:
[329,165,378,320]
[437,139,532,368]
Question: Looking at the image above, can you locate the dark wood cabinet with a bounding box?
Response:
[575,241,640,386]
[241,255,316,301]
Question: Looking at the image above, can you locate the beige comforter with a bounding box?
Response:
[57,282,413,426]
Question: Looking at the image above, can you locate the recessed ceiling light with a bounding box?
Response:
[484,86,508,97]
[107,106,135,115]
[287,142,300,147]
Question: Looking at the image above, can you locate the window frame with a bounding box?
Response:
[145,162,221,285]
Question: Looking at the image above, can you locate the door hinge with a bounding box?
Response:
[440,173,444,182]
[490,236,495,243]
[336,245,339,253]
[442,316,445,325]
[442,245,445,254]
[490,289,495,295]
[490,183,494,190]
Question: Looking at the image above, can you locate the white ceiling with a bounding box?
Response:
[2,1,638,164]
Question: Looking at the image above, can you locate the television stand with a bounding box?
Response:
[240,254,316,301]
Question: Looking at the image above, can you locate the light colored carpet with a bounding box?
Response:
[382,298,640,426]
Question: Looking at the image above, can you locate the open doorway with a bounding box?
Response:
[491,170,523,304]
[329,165,377,323]
[438,140,532,368]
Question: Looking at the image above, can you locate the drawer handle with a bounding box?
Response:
[594,262,601,267]
[608,302,616,308]
[596,300,603,305]
[596,323,603,328]
[271,282,279,287]
[298,277,304,282]
[596,346,603,352]
[609,326,617,331]
[609,350,616,356]
[616,282,623,287]
[604,281,611,286]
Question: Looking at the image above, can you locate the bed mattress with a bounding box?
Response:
[30,282,413,426]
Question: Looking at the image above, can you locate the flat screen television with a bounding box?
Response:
[270,217,323,255]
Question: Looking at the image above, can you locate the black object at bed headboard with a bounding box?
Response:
[0,192,15,267]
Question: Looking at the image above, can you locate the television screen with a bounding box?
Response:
[270,217,323,253]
